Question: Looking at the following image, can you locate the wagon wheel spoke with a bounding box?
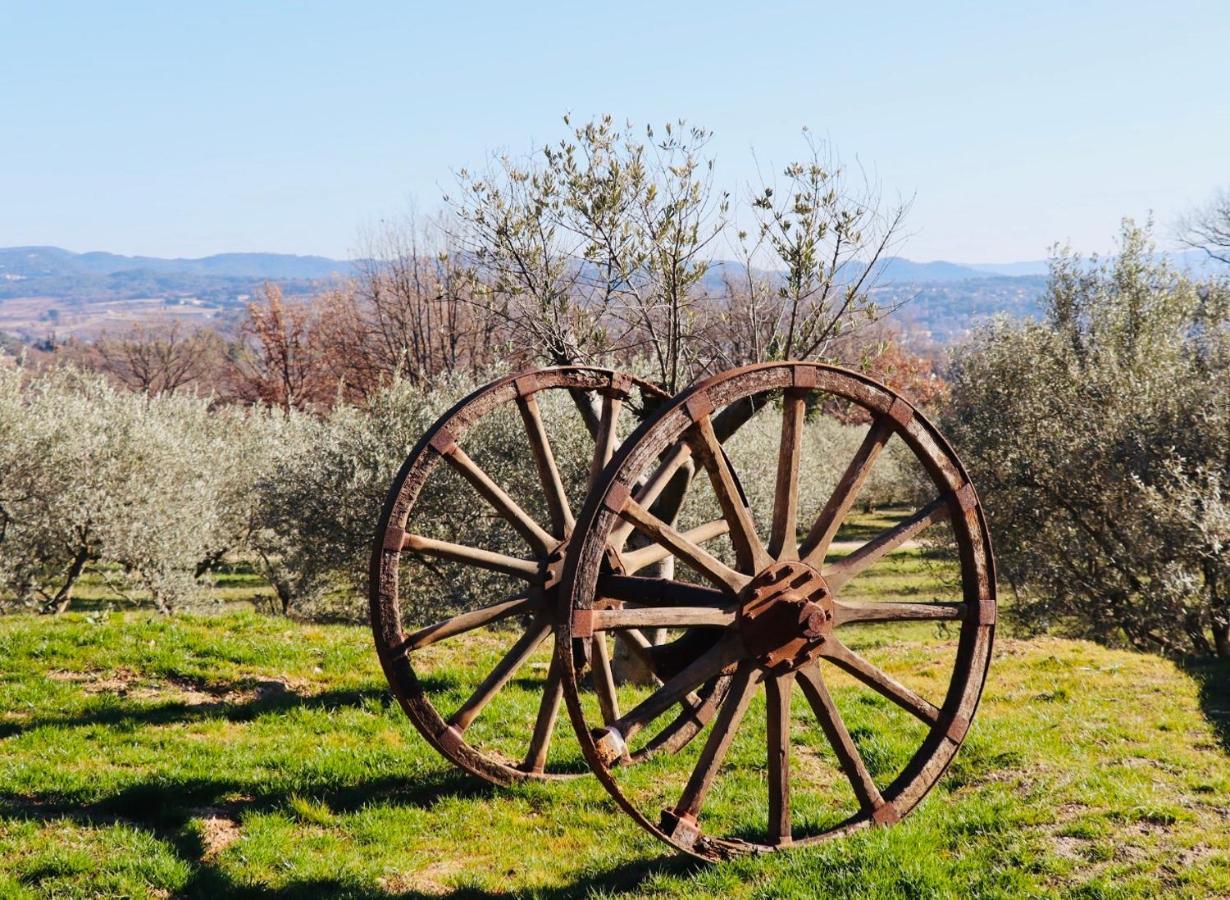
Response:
[587,391,623,496]
[765,672,793,844]
[522,656,565,773]
[832,600,967,626]
[621,518,729,575]
[800,417,895,567]
[590,631,621,724]
[393,593,535,655]
[668,663,756,824]
[769,389,808,560]
[819,637,940,725]
[796,663,891,818]
[449,617,552,733]
[438,444,555,556]
[401,533,543,582]
[594,633,745,753]
[517,391,574,538]
[618,499,748,595]
[591,606,736,630]
[689,414,771,573]
[610,443,694,550]
[823,498,949,591]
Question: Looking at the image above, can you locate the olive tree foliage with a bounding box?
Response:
[0,362,238,612]
[246,377,457,618]
[944,222,1230,658]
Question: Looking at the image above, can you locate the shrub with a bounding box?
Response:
[943,222,1230,658]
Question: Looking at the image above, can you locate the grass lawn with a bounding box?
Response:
[0,514,1226,897]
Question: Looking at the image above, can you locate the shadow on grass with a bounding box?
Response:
[1182,655,1230,754]
[0,765,696,898]
[0,685,397,738]
[0,682,696,896]
[173,852,698,899]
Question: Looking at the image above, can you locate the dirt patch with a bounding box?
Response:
[47,669,303,708]
[379,860,464,895]
[1051,835,1090,860]
[193,806,242,860]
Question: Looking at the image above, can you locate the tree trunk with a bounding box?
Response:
[48,547,91,615]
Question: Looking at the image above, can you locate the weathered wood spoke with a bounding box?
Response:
[610,444,694,550]
[619,499,749,595]
[765,673,793,844]
[600,633,745,745]
[621,518,729,575]
[800,418,895,566]
[671,663,757,822]
[832,600,967,627]
[402,533,543,582]
[820,638,941,725]
[517,392,574,537]
[449,617,552,733]
[590,633,621,724]
[824,498,949,591]
[441,445,555,556]
[795,663,889,816]
[769,390,807,560]
[587,392,623,495]
[690,415,771,573]
[393,593,534,655]
[522,657,564,773]
[592,606,736,630]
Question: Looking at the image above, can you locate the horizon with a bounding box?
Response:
[2,2,1228,263]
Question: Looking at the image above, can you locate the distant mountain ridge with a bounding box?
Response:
[1,246,1220,347]
[2,246,1218,288]
[0,246,356,281]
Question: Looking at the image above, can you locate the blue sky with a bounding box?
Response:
[2,1,1227,262]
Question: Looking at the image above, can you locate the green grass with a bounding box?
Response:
[0,511,1225,897]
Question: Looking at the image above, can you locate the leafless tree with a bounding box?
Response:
[230,283,330,412]
[319,215,508,399]
[1178,188,1230,265]
[94,320,222,396]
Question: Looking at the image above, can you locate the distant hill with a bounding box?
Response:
[0,246,355,281]
[1,245,1221,347]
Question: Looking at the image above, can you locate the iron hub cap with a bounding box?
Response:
[737,560,834,674]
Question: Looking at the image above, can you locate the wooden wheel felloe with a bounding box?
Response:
[558,362,996,858]
[370,367,730,784]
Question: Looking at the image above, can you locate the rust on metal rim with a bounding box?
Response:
[556,360,996,861]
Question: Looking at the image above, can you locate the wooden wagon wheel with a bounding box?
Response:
[370,367,733,784]
[557,362,996,857]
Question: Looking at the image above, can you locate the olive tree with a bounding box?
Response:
[944,222,1230,658]
[0,363,231,612]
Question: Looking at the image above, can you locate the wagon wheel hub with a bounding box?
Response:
[737,560,834,674]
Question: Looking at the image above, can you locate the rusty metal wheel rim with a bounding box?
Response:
[370,366,729,784]
[558,361,996,857]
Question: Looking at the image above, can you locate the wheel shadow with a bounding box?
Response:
[174,852,698,899]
